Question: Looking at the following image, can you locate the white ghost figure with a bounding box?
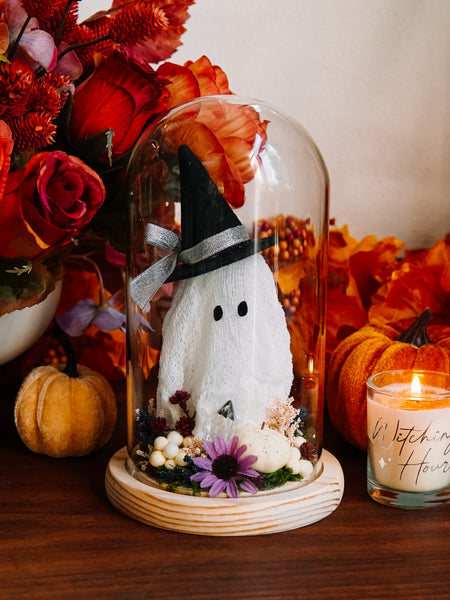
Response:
[156,252,293,441]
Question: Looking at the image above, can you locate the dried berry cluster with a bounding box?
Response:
[255,214,315,316]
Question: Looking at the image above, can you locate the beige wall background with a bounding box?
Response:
[80,0,450,249]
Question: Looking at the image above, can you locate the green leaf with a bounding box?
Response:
[0,255,63,316]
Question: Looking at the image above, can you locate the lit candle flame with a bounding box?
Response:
[411,374,421,396]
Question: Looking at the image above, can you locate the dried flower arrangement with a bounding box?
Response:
[134,393,318,497]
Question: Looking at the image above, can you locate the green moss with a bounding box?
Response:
[259,467,303,491]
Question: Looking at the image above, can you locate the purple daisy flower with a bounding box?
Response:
[190,436,260,498]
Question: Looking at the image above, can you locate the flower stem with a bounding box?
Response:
[73,253,108,307]
[54,0,77,45]
[8,16,31,61]
[57,34,111,62]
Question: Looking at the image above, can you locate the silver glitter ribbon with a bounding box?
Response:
[129,223,181,310]
[129,223,249,310]
[179,225,248,264]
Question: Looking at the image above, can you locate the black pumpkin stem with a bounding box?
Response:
[52,322,79,378]
[396,308,433,348]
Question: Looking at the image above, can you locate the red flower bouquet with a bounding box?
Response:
[0,0,269,376]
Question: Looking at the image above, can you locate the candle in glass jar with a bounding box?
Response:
[367,371,450,494]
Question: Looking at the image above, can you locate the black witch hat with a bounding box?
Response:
[130,145,276,310]
[165,144,275,282]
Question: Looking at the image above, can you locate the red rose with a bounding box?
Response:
[0,151,105,259]
[69,53,169,160]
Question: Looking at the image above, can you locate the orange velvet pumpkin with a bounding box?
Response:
[326,309,450,451]
[14,333,117,457]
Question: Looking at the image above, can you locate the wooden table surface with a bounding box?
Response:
[1,380,449,600]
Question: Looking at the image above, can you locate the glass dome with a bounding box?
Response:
[125,95,329,499]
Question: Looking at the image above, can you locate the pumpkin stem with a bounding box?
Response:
[395,308,433,347]
[52,323,79,378]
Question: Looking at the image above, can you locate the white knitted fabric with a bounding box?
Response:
[156,253,293,441]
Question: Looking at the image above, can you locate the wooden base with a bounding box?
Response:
[105,447,344,536]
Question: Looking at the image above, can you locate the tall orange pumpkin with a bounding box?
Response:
[326,309,450,451]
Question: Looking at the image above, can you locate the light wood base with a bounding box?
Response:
[105,447,344,536]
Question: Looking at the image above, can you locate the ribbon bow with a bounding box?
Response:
[129,223,181,310]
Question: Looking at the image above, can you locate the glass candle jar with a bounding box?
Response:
[367,369,450,509]
[125,95,329,501]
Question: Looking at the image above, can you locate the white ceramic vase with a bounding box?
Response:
[0,280,62,365]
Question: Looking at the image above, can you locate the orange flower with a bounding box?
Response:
[157,58,268,207]
[158,56,232,109]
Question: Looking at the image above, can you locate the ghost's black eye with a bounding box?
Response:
[238,301,248,317]
[213,305,223,321]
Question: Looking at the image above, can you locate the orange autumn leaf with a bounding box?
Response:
[73,326,126,380]
[327,225,406,358]
[56,265,101,315]
[425,235,450,293]
[348,235,404,309]
[140,345,160,380]
[326,286,368,360]
[327,225,372,359]
[368,248,450,327]
[328,225,358,284]
[277,261,305,296]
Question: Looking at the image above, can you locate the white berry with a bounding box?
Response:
[153,436,168,451]
[297,459,314,477]
[286,457,302,474]
[165,459,176,470]
[175,451,188,467]
[289,446,301,461]
[292,435,306,448]
[167,431,183,446]
[149,450,166,467]
[163,442,179,459]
